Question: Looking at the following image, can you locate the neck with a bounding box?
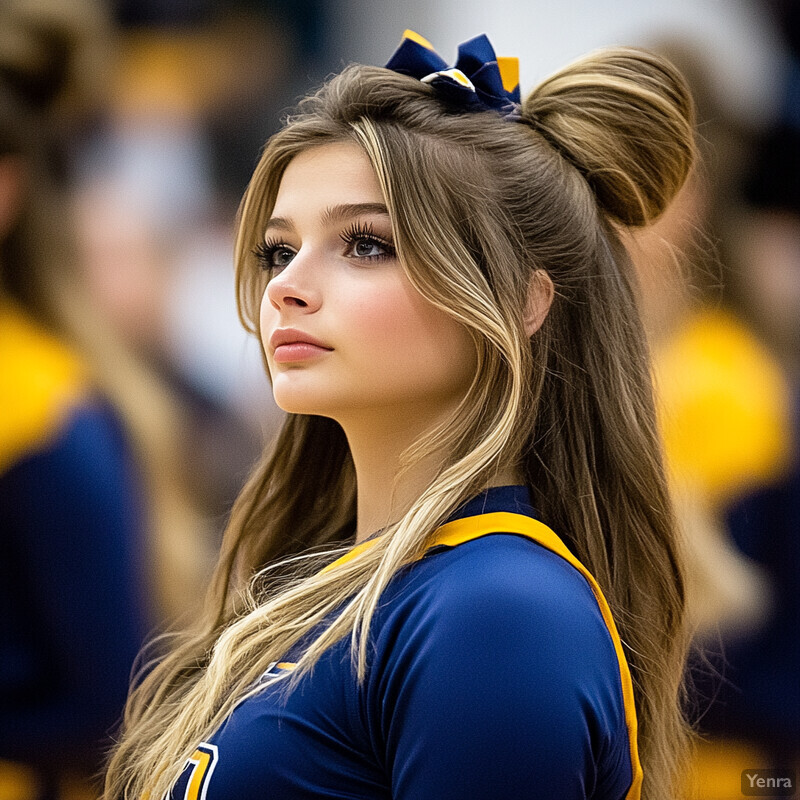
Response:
[336,404,522,544]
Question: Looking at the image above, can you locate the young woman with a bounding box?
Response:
[105,31,695,800]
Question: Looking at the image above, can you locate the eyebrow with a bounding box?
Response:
[264,203,390,232]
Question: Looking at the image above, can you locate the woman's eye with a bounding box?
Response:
[351,238,386,258]
[253,242,295,274]
[340,224,396,261]
[271,247,295,268]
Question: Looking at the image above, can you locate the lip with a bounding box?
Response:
[270,328,333,363]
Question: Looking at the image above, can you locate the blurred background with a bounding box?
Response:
[0,0,797,798]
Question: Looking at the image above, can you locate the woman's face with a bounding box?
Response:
[259,141,477,425]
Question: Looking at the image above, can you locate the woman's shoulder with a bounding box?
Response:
[420,531,597,609]
[364,529,634,793]
[0,300,92,474]
[377,530,617,669]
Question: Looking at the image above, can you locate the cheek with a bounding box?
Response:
[346,280,477,392]
[348,289,409,346]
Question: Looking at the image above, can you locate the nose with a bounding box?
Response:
[264,250,322,313]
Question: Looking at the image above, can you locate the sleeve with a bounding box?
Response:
[367,543,632,800]
[0,401,151,768]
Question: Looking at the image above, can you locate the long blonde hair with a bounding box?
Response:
[106,47,695,800]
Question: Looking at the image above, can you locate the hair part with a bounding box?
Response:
[106,47,695,800]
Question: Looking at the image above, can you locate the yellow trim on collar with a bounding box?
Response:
[322,510,643,799]
[320,535,382,574]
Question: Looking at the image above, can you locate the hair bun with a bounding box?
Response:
[523,47,695,227]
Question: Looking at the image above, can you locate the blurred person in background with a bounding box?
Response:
[689,0,800,781]
[627,25,798,798]
[627,39,790,640]
[0,1,209,797]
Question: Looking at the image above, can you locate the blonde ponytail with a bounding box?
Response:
[525,47,695,226]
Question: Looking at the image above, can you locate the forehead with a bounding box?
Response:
[273,141,384,213]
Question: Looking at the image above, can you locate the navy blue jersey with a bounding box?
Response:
[171,486,641,799]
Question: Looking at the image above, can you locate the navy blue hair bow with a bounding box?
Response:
[385,30,521,119]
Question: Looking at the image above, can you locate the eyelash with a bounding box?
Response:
[252,239,293,275]
[339,222,396,260]
[252,222,396,275]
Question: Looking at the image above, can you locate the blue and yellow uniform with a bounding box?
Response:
[0,300,149,777]
[171,485,641,800]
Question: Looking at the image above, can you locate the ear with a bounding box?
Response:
[0,156,26,239]
[523,269,554,337]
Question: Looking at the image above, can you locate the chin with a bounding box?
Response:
[273,396,321,416]
[271,387,339,417]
